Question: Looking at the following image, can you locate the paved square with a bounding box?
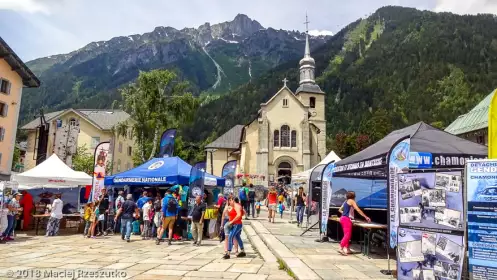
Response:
[0,230,293,280]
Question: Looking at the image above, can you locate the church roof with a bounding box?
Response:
[205,125,245,150]
[445,89,495,135]
[295,84,324,94]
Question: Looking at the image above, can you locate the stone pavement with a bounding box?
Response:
[0,229,293,280]
[244,209,396,280]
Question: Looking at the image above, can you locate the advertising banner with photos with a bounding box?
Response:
[396,171,465,280]
[388,136,410,249]
[466,160,497,280]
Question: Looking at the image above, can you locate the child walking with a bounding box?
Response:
[83,202,94,237]
[278,201,285,219]
[255,200,261,218]
[142,200,152,240]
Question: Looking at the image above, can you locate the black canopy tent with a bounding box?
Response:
[333,122,487,179]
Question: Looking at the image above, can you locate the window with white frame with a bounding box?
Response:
[0,79,11,95]
[91,137,100,148]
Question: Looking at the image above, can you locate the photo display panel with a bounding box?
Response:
[397,171,464,280]
[466,160,497,280]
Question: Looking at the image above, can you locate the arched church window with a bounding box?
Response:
[310,97,316,108]
[274,130,280,147]
[278,162,291,169]
[281,125,290,147]
[291,130,297,147]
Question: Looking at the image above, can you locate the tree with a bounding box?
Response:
[11,146,20,171]
[72,144,94,175]
[115,70,200,164]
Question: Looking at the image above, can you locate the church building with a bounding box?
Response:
[205,25,326,186]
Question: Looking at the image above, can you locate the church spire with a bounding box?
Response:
[299,13,316,86]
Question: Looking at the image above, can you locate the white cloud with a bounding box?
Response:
[0,0,50,14]
[309,30,334,36]
[434,0,497,15]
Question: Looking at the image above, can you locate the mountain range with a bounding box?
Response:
[183,6,497,149]
[20,6,497,159]
[21,14,329,121]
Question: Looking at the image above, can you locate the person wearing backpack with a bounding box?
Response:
[247,184,256,219]
[156,189,178,245]
[238,183,249,219]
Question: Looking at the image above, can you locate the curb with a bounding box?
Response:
[248,222,321,280]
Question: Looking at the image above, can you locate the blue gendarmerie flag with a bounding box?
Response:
[193,161,206,172]
[188,166,204,215]
[222,160,237,195]
[158,128,177,158]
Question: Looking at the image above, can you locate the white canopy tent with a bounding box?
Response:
[292,151,341,182]
[12,154,92,188]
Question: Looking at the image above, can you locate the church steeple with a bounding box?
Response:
[296,14,323,94]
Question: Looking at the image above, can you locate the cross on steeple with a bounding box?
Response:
[304,13,310,34]
[282,77,288,87]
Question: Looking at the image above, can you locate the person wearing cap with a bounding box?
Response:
[114,194,140,242]
[45,193,63,237]
[1,192,23,241]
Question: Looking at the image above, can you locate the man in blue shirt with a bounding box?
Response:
[136,191,150,235]
[156,189,178,245]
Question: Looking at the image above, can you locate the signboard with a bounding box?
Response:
[91,142,110,201]
[396,171,465,280]
[466,160,497,280]
[388,136,410,249]
[320,163,334,234]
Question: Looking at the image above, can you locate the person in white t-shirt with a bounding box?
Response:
[142,200,153,240]
[46,194,63,237]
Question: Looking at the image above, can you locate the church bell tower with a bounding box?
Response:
[295,14,326,163]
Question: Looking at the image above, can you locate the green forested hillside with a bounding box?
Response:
[184,6,497,156]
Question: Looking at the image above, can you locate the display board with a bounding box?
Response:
[396,171,465,280]
[466,160,497,280]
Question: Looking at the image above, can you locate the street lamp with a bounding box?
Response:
[205,148,217,174]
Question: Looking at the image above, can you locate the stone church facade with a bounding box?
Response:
[205,29,326,186]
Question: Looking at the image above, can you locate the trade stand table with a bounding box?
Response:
[32,214,82,235]
[329,216,387,258]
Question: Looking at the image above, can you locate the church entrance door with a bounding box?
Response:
[277,162,292,185]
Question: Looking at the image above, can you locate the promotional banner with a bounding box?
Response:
[188,166,204,215]
[488,89,497,158]
[466,160,497,280]
[222,160,237,195]
[91,142,110,201]
[320,162,335,234]
[194,161,206,172]
[397,171,465,280]
[388,136,410,249]
[157,128,177,158]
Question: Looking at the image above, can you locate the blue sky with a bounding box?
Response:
[0,0,494,62]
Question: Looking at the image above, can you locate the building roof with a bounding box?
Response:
[0,36,40,88]
[21,109,130,131]
[445,89,495,135]
[205,125,245,150]
[295,84,324,94]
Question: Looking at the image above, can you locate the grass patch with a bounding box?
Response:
[277,257,296,279]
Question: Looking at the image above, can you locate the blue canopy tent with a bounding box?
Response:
[104,157,192,186]
[104,156,225,187]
